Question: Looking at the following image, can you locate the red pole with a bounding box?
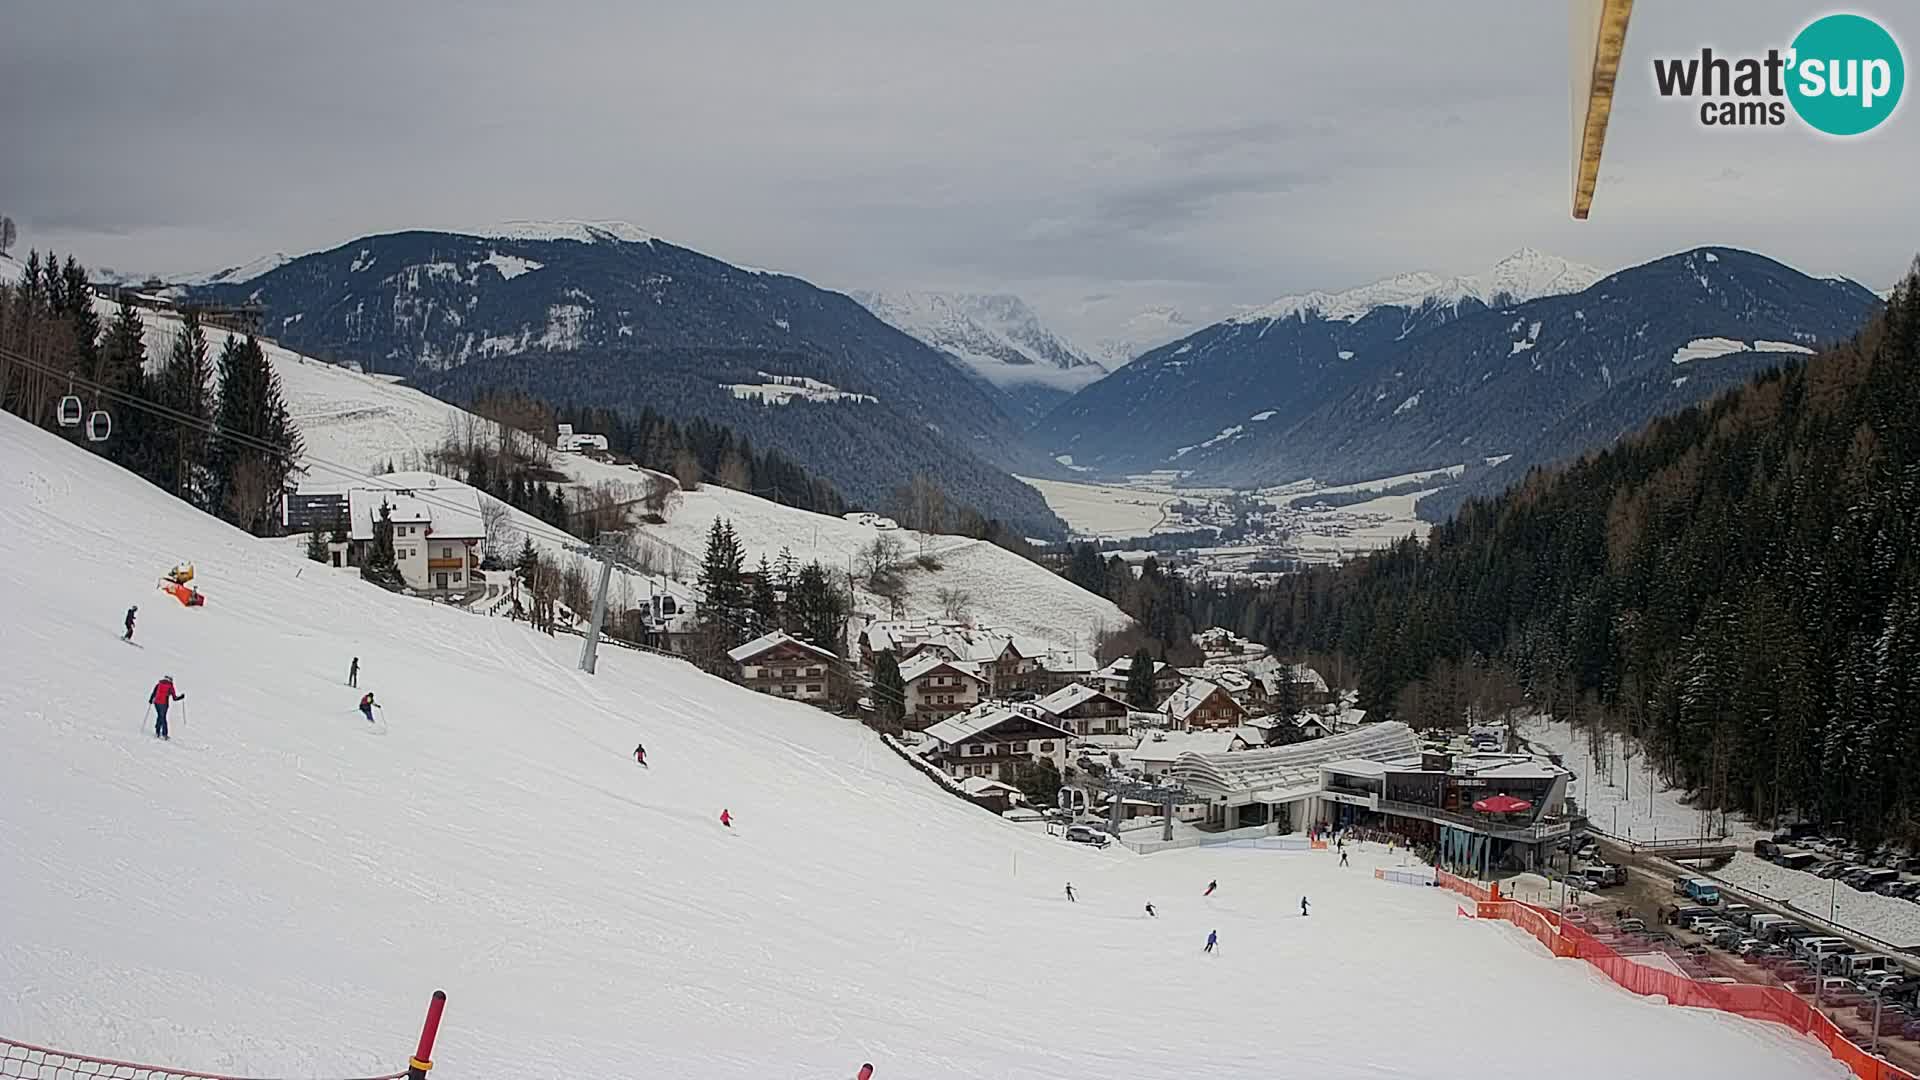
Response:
[408,990,446,1080]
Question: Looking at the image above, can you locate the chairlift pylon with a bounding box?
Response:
[85,409,111,443]
[57,394,82,427]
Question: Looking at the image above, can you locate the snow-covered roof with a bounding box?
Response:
[1158,679,1243,724]
[959,776,1025,800]
[726,630,837,665]
[922,705,1073,748]
[1035,683,1123,716]
[1172,722,1423,800]
[1322,757,1391,778]
[1033,647,1097,674]
[1098,656,1169,678]
[1073,734,1138,752]
[325,473,485,543]
[1129,731,1242,765]
[898,652,986,686]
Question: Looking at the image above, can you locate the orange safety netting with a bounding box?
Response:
[0,1037,403,1080]
[1429,876,1916,1080]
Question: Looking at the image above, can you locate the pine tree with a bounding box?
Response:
[749,554,778,633]
[1125,647,1157,709]
[209,334,302,534]
[151,310,214,506]
[359,503,405,590]
[696,517,748,634]
[789,561,846,655]
[97,298,148,471]
[516,538,538,583]
[873,649,906,732]
[306,528,330,563]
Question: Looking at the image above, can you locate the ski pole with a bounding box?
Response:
[141,703,152,732]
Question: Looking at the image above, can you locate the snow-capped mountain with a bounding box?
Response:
[188,224,1066,537]
[1228,249,1603,325]
[1091,305,1196,369]
[851,290,1105,420]
[1036,247,1881,496]
[175,252,292,287]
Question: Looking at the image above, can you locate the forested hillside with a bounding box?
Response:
[1191,262,1920,843]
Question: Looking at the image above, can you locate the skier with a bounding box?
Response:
[633,742,648,766]
[1339,849,1350,868]
[148,674,184,740]
[1203,879,1218,897]
[348,657,359,688]
[856,1065,873,1080]
[720,808,732,828]
[123,605,137,641]
[1300,896,1311,917]
[359,692,377,723]
[1144,902,1156,917]
[1064,882,1076,903]
[1203,929,1218,954]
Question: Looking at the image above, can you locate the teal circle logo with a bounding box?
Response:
[1787,14,1904,135]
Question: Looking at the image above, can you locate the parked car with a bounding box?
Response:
[1714,927,1747,950]
[1617,917,1647,934]
[1789,974,1818,994]
[1901,1017,1920,1041]
[1721,903,1757,928]
[1778,852,1820,871]
[1669,905,1715,926]
[1857,868,1900,892]
[1755,839,1780,860]
[1818,978,1865,1005]
[1063,824,1111,848]
[1815,860,1848,878]
[1674,876,1722,904]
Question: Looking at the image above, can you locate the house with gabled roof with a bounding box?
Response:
[728,631,838,704]
[1035,683,1133,738]
[899,653,989,729]
[1159,678,1249,731]
[918,703,1075,782]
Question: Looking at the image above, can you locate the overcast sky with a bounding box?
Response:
[3,1,1913,350]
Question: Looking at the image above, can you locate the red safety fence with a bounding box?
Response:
[3,991,445,1080]
[1430,873,1915,1080]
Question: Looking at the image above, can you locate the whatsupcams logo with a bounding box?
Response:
[1652,13,1904,134]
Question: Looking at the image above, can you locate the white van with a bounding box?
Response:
[1798,936,1851,962]
[1841,953,1896,979]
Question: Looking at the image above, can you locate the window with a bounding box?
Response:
[441,546,452,558]
[805,684,821,693]
[1013,741,1028,753]
[966,744,985,756]
[781,685,797,695]
[1039,742,1055,752]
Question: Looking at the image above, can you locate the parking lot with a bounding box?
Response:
[1759,833,1920,904]
[1566,871,1920,1074]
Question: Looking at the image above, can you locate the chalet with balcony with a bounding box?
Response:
[1035,683,1132,738]
[1159,679,1248,730]
[918,704,1074,782]
[728,631,837,704]
[900,653,988,728]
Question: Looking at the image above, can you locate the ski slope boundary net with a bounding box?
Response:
[0,1039,405,1080]
[1416,874,1916,1080]
[1,991,445,1080]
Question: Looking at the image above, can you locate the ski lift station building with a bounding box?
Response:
[1169,721,1581,876]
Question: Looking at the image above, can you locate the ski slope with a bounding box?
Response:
[643,481,1128,650]
[0,411,1852,1079]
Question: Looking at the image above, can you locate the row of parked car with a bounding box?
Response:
[1667,901,1920,1036]
[1756,833,1920,901]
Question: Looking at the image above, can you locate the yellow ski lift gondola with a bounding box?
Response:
[86,409,111,442]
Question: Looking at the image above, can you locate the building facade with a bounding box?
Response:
[920,706,1074,782]
[1035,683,1132,737]
[728,631,838,704]
[900,655,988,728]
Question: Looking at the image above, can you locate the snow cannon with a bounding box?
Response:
[162,581,206,608]
[164,561,195,585]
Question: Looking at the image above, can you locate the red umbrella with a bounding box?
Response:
[1473,794,1534,814]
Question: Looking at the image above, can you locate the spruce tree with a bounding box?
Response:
[749,554,778,633]
[306,528,330,563]
[97,298,148,471]
[790,561,846,655]
[696,517,748,640]
[873,649,906,731]
[209,334,302,534]
[359,503,405,590]
[516,538,539,583]
[1125,647,1157,709]
[151,311,214,506]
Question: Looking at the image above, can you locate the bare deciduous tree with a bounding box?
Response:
[860,534,905,596]
[936,586,972,622]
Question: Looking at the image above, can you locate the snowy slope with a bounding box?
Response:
[0,410,1848,1080]
[1091,305,1195,369]
[643,481,1128,649]
[851,290,1105,390]
[1229,248,1602,325]
[175,252,292,286]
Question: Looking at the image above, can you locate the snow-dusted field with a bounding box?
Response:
[1521,718,1762,845]
[1717,855,1920,949]
[645,482,1127,649]
[0,412,1850,1079]
[1013,475,1176,538]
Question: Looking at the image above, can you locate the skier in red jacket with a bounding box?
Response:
[149,675,184,740]
[720,808,732,828]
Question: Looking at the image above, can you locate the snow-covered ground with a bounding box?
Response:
[1716,854,1920,949]
[643,481,1127,649]
[1521,718,1762,845]
[1015,475,1175,538]
[0,412,1856,1079]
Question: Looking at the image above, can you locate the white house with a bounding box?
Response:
[555,423,609,454]
[919,703,1074,782]
[1125,730,1247,779]
[899,653,989,728]
[345,476,485,594]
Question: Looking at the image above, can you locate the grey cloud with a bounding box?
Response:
[1,0,1913,353]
